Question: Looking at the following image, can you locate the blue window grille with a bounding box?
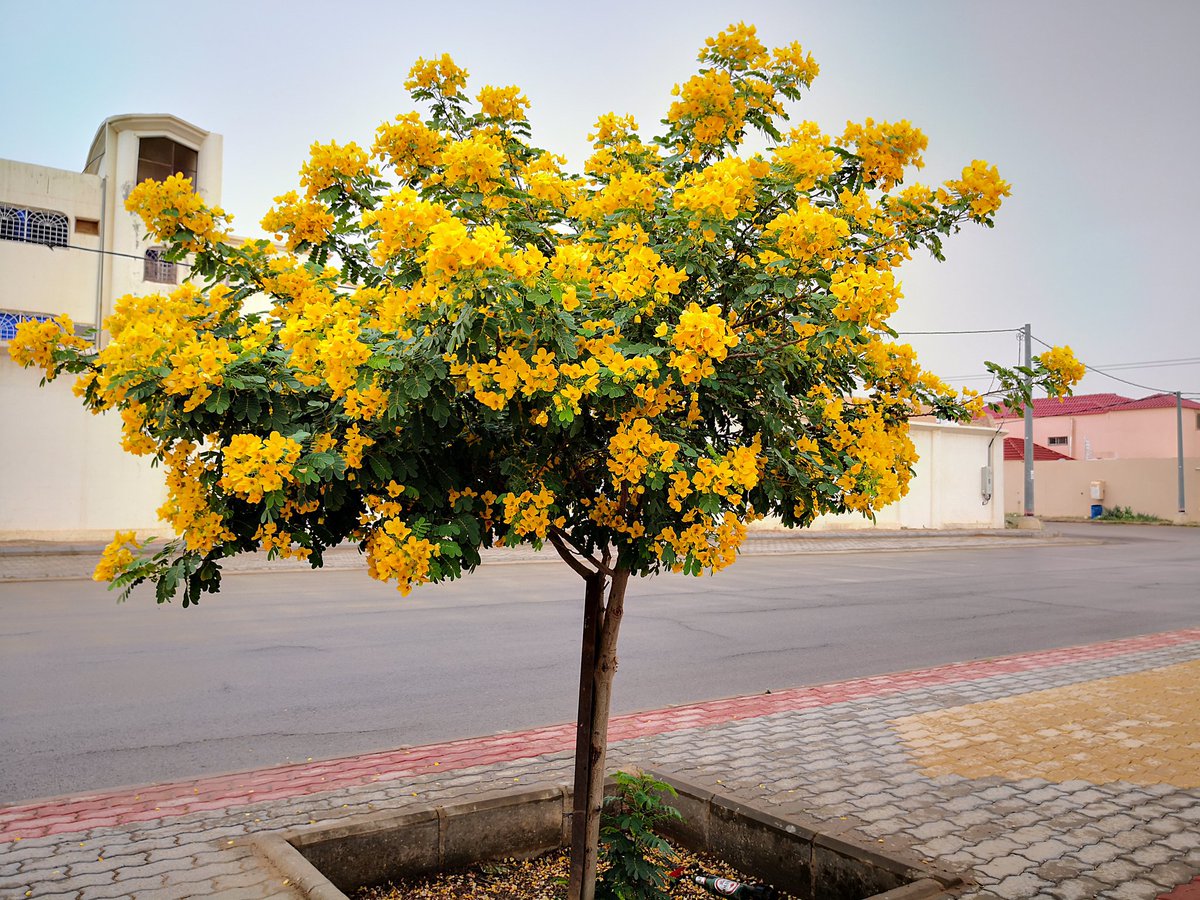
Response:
[0,205,69,247]
[0,310,56,342]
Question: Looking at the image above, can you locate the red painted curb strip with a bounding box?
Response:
[3,627,1197,842]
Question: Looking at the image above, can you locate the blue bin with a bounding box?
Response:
[1090,504,1103,519]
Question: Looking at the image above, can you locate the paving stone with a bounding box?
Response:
[1099,878,1169,899]
[988,872,1053,899]
[1033,858,1088,881]
[1071,840,1125,866]
[1090,858,1143,887]
[976,855,1036,880]
[1017,838,1076,865]
[1147,861,1200,889]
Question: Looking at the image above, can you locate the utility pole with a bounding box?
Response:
[1177,392,1186,516]
[1023,323,1035,518]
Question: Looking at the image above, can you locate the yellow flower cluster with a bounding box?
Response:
[654,512,750,574]
[261,191,335,250]
[341,424,374,470]
[942,160,1011,219]
[502,486,561,539]
[219,431,303,503]
[93,531,138,582]
[830,265,902,330]
[764,202,851,266]
[1036,346,1086,397]
[405,53,469,98]
[256,523,312,560]
[771,41,821,85]
[9,314,87,378]
[440,134,507,195]
[701,21,768,69]
[839,119,928,191]
[674,156,768,222]
[422,219,510,282]
[659,303,738,384]
[669,69,746,153]
[772,123,839,192]
[278,293,371,397]
[478,85,530,121]
[299,140,372,197]
[599,242,687,309]
[343,378,389,421]
[585,171,664,219]
[125,174,230,251]
[162,333,237,412]
[372,112,443,179]
[365,518,441,596]
[158,441,234,554]
[361,188,452,264]
[607,418,679,485]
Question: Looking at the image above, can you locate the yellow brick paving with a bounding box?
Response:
[894,658,1200,788]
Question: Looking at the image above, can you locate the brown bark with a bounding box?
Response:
[566,565,631,900]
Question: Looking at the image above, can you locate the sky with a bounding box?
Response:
[3,0,1198,399]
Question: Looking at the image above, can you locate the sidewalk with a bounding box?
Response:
[0,527,1071,583]
[2,628,1198,899]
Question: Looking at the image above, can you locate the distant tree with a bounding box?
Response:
[10,22,1082,899]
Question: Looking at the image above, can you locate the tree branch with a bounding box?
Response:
[549,527,614,577]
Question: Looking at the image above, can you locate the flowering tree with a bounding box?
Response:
[11,23,1081,899]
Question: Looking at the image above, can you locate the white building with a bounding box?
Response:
[1,115,222,539]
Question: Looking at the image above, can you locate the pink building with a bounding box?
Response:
[990,393,1200,460]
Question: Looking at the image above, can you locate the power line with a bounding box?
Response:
[1029,334,1188,395]
[33,241,194,268]
[897,328,1017,336]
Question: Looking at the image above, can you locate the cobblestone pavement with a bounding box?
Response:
[2,628,1198,899]
[0,527,1070,582]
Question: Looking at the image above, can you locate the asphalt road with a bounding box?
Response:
[1,522,1197,804]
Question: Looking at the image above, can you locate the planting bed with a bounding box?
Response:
[253,770,964,900]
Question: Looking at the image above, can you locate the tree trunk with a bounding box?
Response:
[567,566,631,900]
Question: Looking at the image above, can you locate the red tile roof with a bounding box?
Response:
[994,392,1200,420]
[1003,437,1073,461]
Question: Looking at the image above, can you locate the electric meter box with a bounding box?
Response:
[1090,480,1106,501]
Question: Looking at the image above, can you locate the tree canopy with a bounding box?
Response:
[11,22,1082,604]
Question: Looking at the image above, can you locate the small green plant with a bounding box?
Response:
[1099,506,1166,523]
[595,771,683,900]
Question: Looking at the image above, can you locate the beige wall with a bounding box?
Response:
[1003,457,1199,522]
[755,421,1005,532]
[0,355,168,539]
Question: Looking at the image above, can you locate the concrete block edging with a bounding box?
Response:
[252,770,963,900]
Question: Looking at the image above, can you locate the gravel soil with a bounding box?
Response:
[357,845,796,899]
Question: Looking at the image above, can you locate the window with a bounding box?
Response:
[1196,412,1199,430]
[1047,436,1068,446]
[0,205,69,247]
[0,310,54,342]
[144,248,177,284]
[136,137,199,186]
[75,218,100,236]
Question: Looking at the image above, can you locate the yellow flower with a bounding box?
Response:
[943,160,1011,219]
[839,119,927,191]
[220,432,303,504]
[261,192,335,250]
[405,53,469,98]
[93,531,138,582]
[478,85,530,122]
[125,174,231,251]
[1036,346,1086,397]
[299,140,373,198]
